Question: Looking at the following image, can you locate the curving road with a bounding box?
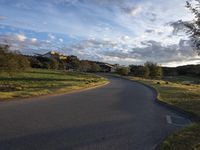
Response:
[0,75,190,150]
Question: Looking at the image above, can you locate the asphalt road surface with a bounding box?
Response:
[0,75,190,150]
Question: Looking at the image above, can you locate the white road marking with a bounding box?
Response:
[166,115,172,124]
[166,115,191,126]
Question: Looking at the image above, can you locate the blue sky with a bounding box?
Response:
[0,0,199,66]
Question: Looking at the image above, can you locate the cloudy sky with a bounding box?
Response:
[0,0,199,66]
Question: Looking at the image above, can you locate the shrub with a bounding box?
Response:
[129,65,150,78]
[90,63,101,72]
[79,60,91,72]
[0,44,30,74]
[29,57,43,68]
[66,56,80,70]
[33,56,59,70]
[49,58,59,69]
[17,54,30,70]
[144,61,162,79]
[116,67,129,76]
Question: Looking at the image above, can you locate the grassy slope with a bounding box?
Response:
[0,69,108,100]
[163,76,200,84]
[118,75,200,150]
[127,76,200,117]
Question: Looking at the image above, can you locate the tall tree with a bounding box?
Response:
[177,0,200,54]
[144,62,162,79]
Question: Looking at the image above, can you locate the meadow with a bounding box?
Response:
[0,69,108,100]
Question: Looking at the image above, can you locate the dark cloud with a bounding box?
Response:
[148,13,157,22]
[145,29,154,33]
[64,39,198,65]
[0,32,198,65]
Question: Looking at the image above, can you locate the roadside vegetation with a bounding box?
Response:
[116,67,129,76]
[0,44,107,100]
[0,69,107,100]
[160,123,200,150]
[0,45,30,74]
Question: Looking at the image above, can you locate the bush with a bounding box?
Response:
[0,45,30,74]
[116,67,129,76]
[79,60,91,72]
[32,56,59,70]
[90,63,101,72]
[66,56,80,70]
[144,61,162,79]
[58,60,66,70]
[29,57,43,68]
[49,58,59,69]
[17,54,30,70]
[79,61,101,72]
[129,65,149,78]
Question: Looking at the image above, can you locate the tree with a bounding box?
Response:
[79,60,91,72]
[49,58,59,70]
[129,65,149,78]
[29,57,43,68]
[144,62,162,79]
[137,66,150,78]
[90,63,101,72]
[185,0,200,54]
[35,56,59,69]
[0,44,30,74]
[116,67,129,76]
[58,60,66,70]
[66,56,80,70]
[175,0,200,54]
[16,54,30,70]
[79,61,101,72]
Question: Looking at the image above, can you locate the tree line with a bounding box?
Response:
[128,62,163,79]
[0,44,102,73]
[163,65,200,77]
[1,44,199,78]
[29,55,101,72]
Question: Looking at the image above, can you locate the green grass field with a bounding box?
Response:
[164,76,200,84]
[124,75,200,150]
[0,69,108,100]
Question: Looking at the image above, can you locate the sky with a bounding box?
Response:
[0,0,199,67]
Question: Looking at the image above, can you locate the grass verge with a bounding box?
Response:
[0,69,108,100]
[112,74,200,150]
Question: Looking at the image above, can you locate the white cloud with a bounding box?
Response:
[16,34,26,42]
[30,38,37,43]
[59,38,64,42]
[48,34,56,40]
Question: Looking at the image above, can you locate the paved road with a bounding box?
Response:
[0,75,190,150]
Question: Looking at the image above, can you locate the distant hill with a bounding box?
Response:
[162,64,200,77]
